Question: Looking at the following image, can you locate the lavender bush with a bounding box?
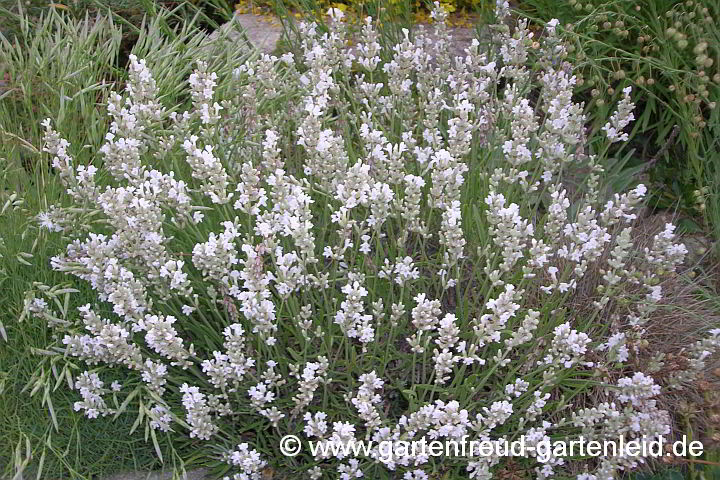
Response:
[25,3,720,479]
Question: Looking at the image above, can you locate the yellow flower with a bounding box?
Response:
[440,1,456,13]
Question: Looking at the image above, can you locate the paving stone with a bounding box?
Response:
[209,12,284,54]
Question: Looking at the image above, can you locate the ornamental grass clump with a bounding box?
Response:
[26,3,720,479]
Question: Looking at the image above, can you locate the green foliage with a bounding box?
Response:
[0,0,166,39]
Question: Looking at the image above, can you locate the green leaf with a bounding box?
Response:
[676,218,704,234]
[130,400,145,435]
[150,425,164,463]
[35,448,46,480]
[113,387,141,419]
[43,387,59,431]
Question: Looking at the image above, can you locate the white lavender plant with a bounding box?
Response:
[27,5,719,480]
